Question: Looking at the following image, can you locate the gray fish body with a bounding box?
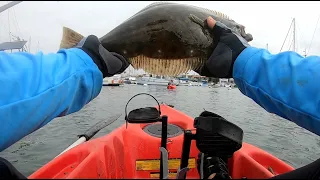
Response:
[98,2,253,76]
[59,3,253,76]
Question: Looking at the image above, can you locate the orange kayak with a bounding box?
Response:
[29,104,294,179]
[167,85,176,89]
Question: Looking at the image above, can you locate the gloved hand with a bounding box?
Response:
[76,35,129,78]
[196,17,250,78]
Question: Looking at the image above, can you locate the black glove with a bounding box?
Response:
[196,19,250,78]
[76,35,129,78]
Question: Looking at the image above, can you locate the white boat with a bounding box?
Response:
[137,76,177,86]
[123,77,137,84]
[129,77,137,84]
[103,75,123,86]
[189,82,202,86]
[178,77,190,86]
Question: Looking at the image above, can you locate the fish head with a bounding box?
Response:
[219,19,253,42]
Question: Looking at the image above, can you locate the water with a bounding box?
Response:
[0,85,319,177]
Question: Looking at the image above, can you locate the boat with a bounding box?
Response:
[167,84,176,89]
[103,75,123,86]
[29,93,295,179]
[123,77,137,84]
[201,79,208,87]
[189,81,202,86]
[137,76,179,86]
[178,77,190,86]
[137,76,170,86]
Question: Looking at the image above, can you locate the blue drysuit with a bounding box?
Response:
[0,46,319,152]
[0,48,102,151]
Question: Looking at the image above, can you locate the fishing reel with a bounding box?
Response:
[176,111,243,179]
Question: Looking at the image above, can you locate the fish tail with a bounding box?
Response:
[59,27,84,49]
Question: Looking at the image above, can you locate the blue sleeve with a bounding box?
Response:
[0,48,103,151]
[233,47,320,136]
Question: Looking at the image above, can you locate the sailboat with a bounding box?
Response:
[279,18,298,53]
[0,1,29,53]
[279,16,319,57]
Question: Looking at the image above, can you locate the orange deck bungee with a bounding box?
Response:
[29,104,295,179]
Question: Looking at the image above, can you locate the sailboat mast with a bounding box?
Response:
[0,1,23,14]
[280,18,294,52]
[293,18,296,52]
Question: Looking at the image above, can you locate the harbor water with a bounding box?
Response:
[0,85,319,176]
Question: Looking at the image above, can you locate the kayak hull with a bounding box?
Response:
[29,105,294,179]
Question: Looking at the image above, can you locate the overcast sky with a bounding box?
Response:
[1,1,320,57]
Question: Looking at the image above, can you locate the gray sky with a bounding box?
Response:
[1,1,320,57]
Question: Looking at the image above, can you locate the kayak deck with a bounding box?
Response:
[29,105,294,179]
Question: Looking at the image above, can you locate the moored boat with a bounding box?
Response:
[29,94,295,179]
[123,77,137,84]
[137,76,170,86]
[103,75,123,86]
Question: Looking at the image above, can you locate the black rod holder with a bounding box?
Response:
[160,115,168,179]
[161,116,168,149]
[178,130,193,179]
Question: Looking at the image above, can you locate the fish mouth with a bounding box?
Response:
[239,26,253,42]
[244,33,253,42]
[189,14,253,42]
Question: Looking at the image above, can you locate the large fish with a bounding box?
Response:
[60,2,253,76]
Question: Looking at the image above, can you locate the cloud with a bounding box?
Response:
[1,1,319,57]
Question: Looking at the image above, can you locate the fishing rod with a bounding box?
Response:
[55,114,122,158]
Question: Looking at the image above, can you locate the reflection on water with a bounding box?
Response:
[0,85,319,176]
